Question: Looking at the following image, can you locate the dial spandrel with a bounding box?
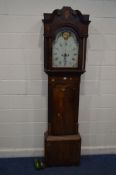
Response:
[52,29,79,68]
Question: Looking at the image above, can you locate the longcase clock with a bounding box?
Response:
[42,7,90,166]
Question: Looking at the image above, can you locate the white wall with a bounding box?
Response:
[0,0,116,157]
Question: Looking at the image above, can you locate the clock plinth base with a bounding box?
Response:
[44,132,81,166]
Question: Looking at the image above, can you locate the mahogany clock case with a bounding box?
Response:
[42,7,90,166]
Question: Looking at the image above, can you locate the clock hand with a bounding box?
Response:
[61,53,67,66]
[64,53,67,66]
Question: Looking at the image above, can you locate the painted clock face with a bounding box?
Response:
[52,29,79,68]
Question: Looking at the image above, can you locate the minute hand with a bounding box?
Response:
[64,53,67,66]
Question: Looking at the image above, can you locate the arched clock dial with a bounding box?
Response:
[52,29,79,68]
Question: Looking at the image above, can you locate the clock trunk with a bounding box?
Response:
[48,75,80,135]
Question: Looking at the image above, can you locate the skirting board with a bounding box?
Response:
[0,148,44,158]
[0,146,116,158]
[81,146,116,155]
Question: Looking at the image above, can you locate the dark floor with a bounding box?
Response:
[0,155,116,175]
